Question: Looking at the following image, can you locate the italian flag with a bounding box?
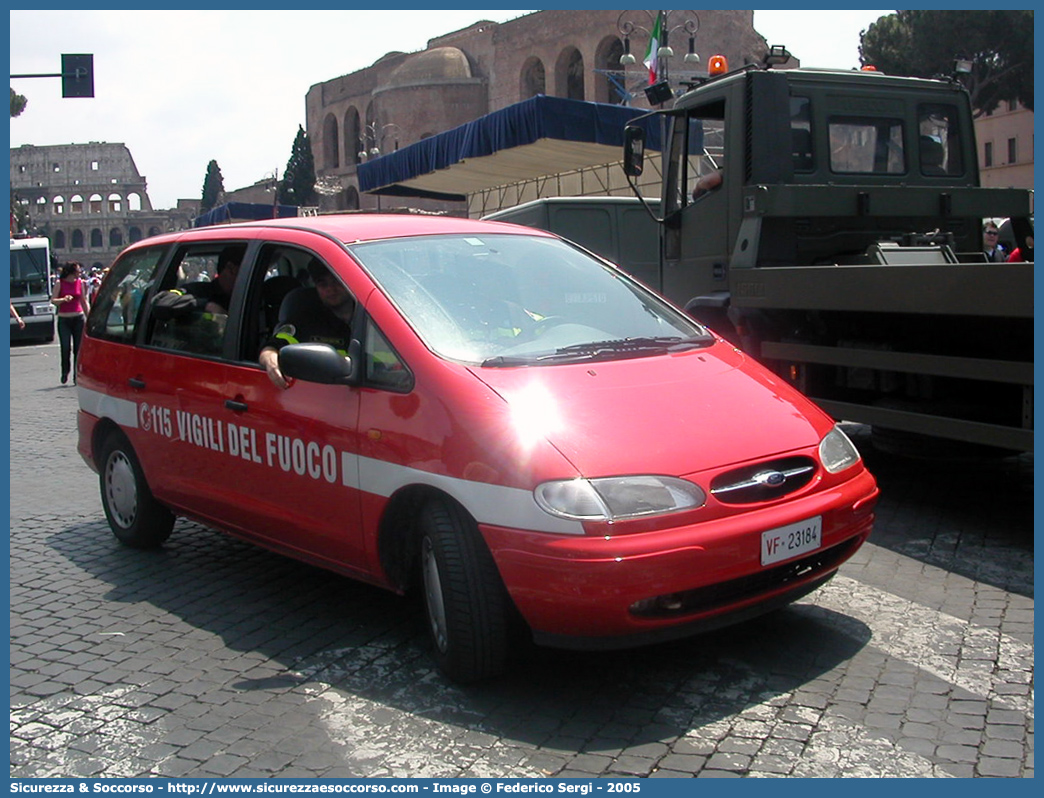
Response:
[643,11,664,84]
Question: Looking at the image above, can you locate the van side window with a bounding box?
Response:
[146,243,247,357]
[87,246,166,343]
[237,244,319,360]
[364,318,413,392]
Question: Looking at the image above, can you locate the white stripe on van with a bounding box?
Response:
[356,455,584,535]
[78,387,585,536]
[78,387,139,428]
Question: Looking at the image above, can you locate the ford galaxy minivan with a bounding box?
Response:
[77,214,878,682]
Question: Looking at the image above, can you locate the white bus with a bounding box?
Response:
[10,236,55,342]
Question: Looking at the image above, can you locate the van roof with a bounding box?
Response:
[138,213,552,249]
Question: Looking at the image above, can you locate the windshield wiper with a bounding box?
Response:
[481,354,542,367]
[554,335,713,356]
[480,335,713,368]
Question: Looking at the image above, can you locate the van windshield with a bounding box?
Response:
[349,233,711,366]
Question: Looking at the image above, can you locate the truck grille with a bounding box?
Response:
[710,456,817,504]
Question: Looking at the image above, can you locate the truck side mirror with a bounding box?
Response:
[623,126,645,178]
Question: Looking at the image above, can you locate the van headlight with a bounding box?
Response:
[535,476,706,522]
[819,426,861,474]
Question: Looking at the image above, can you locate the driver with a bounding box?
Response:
[259,261,355,389]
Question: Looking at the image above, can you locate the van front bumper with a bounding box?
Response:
[479,469,878,648]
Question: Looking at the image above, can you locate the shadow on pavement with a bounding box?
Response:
[48,516,871,750]
[844,425,1033,598]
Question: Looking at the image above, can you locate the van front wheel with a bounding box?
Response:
[98,431,174,549]
[419,500,511,683]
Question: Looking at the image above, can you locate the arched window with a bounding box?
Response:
[520,57,546,100]
[91,228,103,248]
[53,195,65,215]
[127,193,142,211]
[129,227,142,243]
[70,194,84,213]
[89,194,103,213]
[148,226,162,237]
[109,228,123,247]
[555,47,585,101]
[54,230,66,249]
[322,113,340,169]
[108,193,122,213]
[595,37,626,104]
[71,229,85,249]
[344,107,362,166]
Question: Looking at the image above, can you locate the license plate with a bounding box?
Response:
[761,516,822,566]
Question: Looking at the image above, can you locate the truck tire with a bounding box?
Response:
[98,430,175,549]
[419,499,512,683]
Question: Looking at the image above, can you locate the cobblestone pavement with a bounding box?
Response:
[9,342,1034,778]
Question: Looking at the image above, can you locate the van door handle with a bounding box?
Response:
[128,377,146,390]
[224,399,249,413]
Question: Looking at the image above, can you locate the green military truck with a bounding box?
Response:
[499,63,1033,454]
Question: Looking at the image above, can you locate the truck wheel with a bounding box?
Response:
[98,430,174,549]
[419,499,511,683]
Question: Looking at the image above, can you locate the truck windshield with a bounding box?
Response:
[350,233,710,366]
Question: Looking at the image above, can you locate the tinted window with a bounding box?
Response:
[919,103,963,176]
[829,116,905,174]
[146,243,247,357]
[791,96,813,172]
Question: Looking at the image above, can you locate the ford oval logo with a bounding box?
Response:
[755,470,787,487]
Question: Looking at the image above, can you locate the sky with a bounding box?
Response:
[9,8,893,211]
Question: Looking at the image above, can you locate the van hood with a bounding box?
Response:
[468,346,830,478]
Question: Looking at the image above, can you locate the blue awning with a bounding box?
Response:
[357,95,662,201]
[193,202,299,228]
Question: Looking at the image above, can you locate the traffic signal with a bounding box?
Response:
[61,54,94,98]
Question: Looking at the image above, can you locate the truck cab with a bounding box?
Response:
[626,65,1033,453]
[659,67,1030,305]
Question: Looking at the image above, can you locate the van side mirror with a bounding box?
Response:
[279,341,360,386]
[623,126,645,177]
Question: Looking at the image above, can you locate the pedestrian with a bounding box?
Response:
[982,221,1006,262]
[10,303,26,330]
[1006,235,1033,263]
[51,261,91,384]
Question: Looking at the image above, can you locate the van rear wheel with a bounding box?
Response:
[98,430,174,549]
[419,499,511,683]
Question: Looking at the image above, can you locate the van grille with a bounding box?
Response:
[710,456,817,504]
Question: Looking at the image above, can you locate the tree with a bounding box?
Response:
[278,125,317,207]
[200,160,225,212]
[859,10,1033,116]
[10,87,28,118]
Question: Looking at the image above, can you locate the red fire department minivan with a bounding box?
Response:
[76,214,878,682]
